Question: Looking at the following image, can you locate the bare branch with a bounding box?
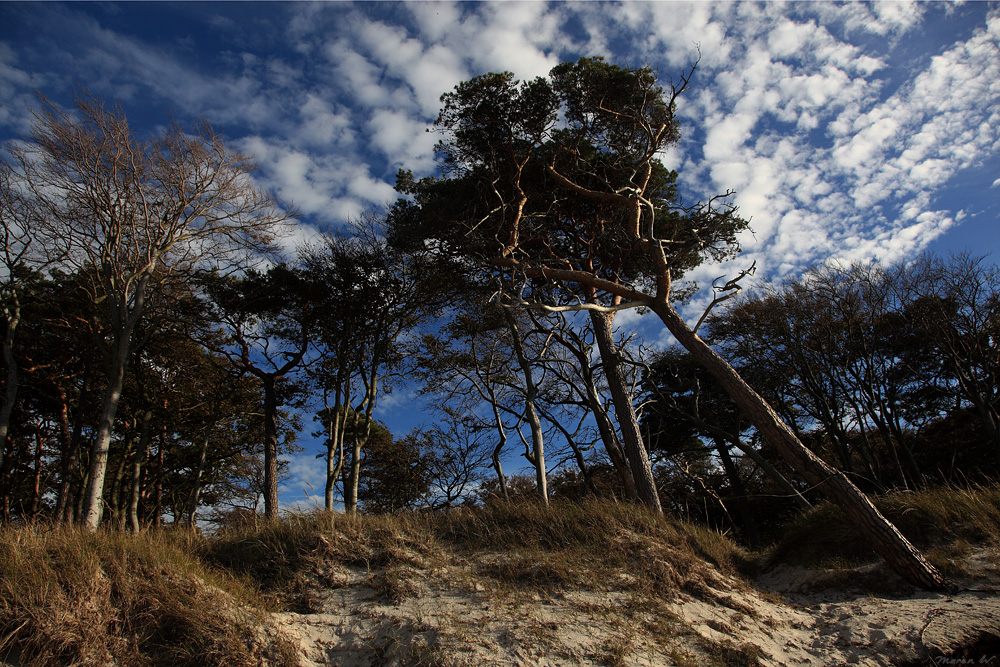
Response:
[693,260,756,335]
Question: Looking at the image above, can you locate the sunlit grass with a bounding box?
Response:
[0,524,298,667]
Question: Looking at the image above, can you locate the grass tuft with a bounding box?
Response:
[768,483,1000,568]
[0,525,298,667]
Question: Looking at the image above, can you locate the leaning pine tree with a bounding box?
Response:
[388,58,947,590]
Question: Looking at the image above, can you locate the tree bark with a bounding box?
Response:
[651,300,947,590]
[589,310,662,514]
[0,297,20,470]
[503,309,548,504]
[81,335,131,529]
[262,376,279,520]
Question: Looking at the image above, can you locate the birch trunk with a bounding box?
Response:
[81,335,131,529]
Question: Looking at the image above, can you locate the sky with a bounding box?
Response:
[2,1,998,511]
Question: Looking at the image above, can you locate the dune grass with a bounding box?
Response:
[0,525,299,667]
[768,483,1000,569]
[203,499,755,609]
[4,485,997,665]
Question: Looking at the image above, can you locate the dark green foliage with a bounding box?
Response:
[389,57,748,303]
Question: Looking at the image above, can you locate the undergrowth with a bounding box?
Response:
[769,483,1000,568]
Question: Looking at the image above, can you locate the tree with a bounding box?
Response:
[356,423,431,513]
[413,303,521,501]
[7,95,290,529]
[390,58,946,588]
[414,410,495,509]
[526,307,635,499]
[200,264,316,520]
[304,212,448,514]
[0,162,59,472]
[902,254,1000,452]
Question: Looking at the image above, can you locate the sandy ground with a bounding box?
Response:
[272,546,1000,666]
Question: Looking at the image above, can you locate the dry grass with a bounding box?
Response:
[768,483,1000,569]
[201,500,755,611]
[9,487,994,666]
[0,525,298,667]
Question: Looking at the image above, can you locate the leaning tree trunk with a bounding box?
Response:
[589,310,662,514]
[652,301,947,590]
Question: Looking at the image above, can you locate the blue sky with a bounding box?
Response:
[2,1,998,510]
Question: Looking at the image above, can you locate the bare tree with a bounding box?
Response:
[11,94,291,529]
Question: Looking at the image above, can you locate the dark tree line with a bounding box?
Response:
[639,254,999,548]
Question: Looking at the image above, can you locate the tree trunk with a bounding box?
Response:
[486,383,510,501]
[344,371,378,515]
[54,380,79,523]
[109,430,133,530]
[81,338,131,530]
[589,310,662,514]
[128,409,153,533]
[553,323,637,500]
[324,400,346,512]
[29,427,45,518]
[262,375,279,520]
[186,418,215,529]
[503,309,547,504]
[153,418,166,528]
[0,299,20,470]
[344,431,363,514]
[652,300,947,590]
[585,375,636,501]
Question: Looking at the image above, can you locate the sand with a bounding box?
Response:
[272,546,1000,666]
